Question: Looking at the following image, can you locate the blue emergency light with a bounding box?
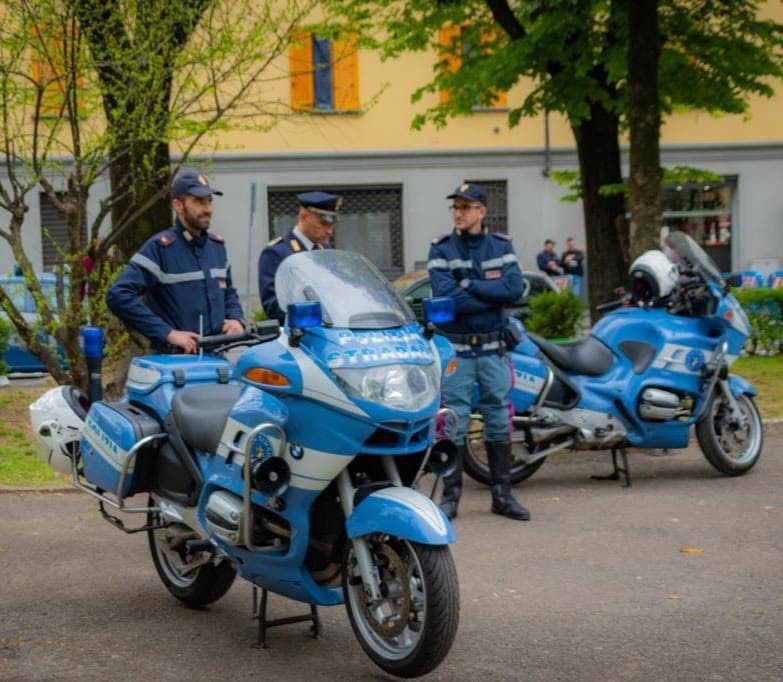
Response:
[80,327,104,360]
[287,302,322,329]
[423,297,455,325]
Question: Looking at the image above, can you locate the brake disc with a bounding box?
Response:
[357,542,413,639]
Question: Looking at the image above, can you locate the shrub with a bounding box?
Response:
[251,308,269,323]
[732,288,783,356]
[524,290,583,340]
[0,317,10,375]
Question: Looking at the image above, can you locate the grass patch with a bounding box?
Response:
[733,355,783,420]
[0,381,67,488]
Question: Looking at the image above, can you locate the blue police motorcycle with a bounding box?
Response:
[462,232,763,486]
[30,250,461,678]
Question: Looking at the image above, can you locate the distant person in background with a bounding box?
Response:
[537,239,562,276]
[561,238,584,277]
[561,237,585,296]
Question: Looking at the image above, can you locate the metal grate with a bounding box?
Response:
[267,185,404,279]
[465,179,507,234]
[39,192,69,271]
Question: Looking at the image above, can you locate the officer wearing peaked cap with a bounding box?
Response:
[258,191,342,323]
[429,182,531,522]
[107,167,245,354]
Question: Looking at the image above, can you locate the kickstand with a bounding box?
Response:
[251,586,321,649]
[591,447,632,487]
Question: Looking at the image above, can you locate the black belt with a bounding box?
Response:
[442,330,503,347]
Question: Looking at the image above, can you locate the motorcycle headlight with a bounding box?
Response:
[332,363,440,412]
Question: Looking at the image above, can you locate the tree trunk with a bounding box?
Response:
[627,0,662,259]
[571,101,629,318]
[110,138,173,259]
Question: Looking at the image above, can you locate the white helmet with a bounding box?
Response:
[29,386,89,476]
[629,250,679,303]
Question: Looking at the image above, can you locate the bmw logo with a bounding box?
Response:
[289,443,304,460]
[685,350,705,372]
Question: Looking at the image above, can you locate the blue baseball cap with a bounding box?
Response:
[447,182,487,207]
[171,167,223,197]
[297,191,343,223]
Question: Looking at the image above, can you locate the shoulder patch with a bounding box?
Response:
[208,232,225,243]
[155,230,177,247]
[490,232,512,241]
[431,233,450,245]
[267,236,283,247]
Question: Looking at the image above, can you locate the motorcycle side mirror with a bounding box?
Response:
[723,273,743,288]
[287,301,322,347]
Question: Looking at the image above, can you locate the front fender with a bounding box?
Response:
[729,373,757,398]
[346,486,456,545]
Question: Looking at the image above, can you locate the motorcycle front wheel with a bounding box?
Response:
[696,391,763,476]
[463,414,545,485]
[147,502,236,607]
[342,534,459,678]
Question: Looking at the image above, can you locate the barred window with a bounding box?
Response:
[465,179,507,234]
[267,185,403,279]
[39,192,81,271]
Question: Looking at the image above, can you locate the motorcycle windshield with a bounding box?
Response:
[665,231,723,283]
[275,250,416,329]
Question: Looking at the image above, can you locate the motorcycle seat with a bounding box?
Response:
[171,384,242,453]
[527,333,614,377]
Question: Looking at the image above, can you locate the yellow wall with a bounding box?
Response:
[195,4,783,155]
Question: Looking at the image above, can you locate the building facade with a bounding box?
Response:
[3,8,782,312]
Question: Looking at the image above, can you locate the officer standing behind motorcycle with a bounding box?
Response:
[429,183,531,521]
[258,191,342,323]
[107,167,245,353]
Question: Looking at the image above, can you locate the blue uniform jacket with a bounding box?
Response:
[537,250,561,273]
[258,230,329,323]
[107,220,244,346]
[428,230,523,347]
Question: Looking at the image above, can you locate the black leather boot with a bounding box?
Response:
[439,444,465,520]
[486,441,531,521]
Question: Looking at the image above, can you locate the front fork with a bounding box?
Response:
[336,464,404,603]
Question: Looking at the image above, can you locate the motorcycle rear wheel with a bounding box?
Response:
[147,502,236,607]
[696,392,763,476]
[343,535,459,678]
[463,415,545,485]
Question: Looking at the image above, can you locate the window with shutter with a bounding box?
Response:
[289,32,359,112]
[438,25,508,109]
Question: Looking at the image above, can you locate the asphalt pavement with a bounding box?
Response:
[1,427,781,681]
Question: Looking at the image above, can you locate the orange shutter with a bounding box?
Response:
[438,26,462,105]
[30,25,67,116]
[480,30,507,108]
[332,34,359,110]
[289,31,314,111]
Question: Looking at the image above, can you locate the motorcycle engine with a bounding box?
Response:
[638,388,690,421]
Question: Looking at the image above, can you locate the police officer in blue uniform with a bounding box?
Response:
[429,183,531,521]
[107,167,245,353]
[258,191,342,323]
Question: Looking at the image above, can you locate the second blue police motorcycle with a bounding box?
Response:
[30,250,460,678]
[462,232,763,486]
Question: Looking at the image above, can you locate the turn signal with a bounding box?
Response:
[244,367,290,386]
[445,357,458,376]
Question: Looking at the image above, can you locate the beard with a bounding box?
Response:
[181,204,211,232]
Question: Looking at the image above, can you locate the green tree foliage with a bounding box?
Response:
[0,0,315,389]
[323,0,783,312]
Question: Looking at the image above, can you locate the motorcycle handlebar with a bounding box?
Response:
[197,320,280,349]
[596,298,625,312]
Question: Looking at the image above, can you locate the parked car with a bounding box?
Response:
[392,269,560,324]
[0,273,66,373]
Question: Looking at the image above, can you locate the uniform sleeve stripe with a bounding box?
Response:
[427,258,448,270]
[447,258,473,270]
[131,253,205,284]
[209,267,228,278]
